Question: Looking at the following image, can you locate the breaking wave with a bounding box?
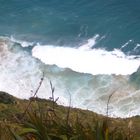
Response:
[0,36,140,118]
[32,36,140,75]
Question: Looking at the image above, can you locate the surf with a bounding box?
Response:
[0,36,140,118]
[32,37,140,75]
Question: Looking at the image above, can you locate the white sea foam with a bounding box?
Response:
[79,34,99,50]
[134,43,140,51]
[0,36,140,118]
[10,36,34,47]
[32,38,140,75]
[120,39,132,49]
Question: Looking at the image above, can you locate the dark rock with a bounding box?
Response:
[0,91,16,104]
[29,97,47,102]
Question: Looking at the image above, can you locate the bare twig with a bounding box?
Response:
[106,90,116,117]
[48,81,60,118]
[49,81,55,110]
[22,73,44,119]
[66,90,72,127]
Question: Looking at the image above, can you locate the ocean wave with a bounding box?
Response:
[32,37,140,75]
[10,36,35,47]
[0,36,140,118]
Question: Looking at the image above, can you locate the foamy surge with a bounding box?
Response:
[0,36,140,118]
[10,36,35,47]
[32,36,140,75]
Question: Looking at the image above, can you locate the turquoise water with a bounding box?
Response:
[0,0,140,118]
[0,0,140,53]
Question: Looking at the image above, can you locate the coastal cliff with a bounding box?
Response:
[0,91,140,140]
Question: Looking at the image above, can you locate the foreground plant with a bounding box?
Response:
[0,76,138,140]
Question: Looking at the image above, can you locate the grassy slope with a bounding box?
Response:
[0,92,140,139]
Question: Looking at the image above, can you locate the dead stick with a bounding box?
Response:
[22,73,44,119]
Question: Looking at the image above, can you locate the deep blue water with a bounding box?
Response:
[0,0,140,54]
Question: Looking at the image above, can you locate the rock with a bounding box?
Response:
[0,91,16,104]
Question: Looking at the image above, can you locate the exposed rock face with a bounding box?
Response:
[0,91,16,104]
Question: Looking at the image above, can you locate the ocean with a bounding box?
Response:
[0,0,140,118]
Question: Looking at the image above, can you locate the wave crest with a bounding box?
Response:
[32,38,140,75]
[0,36,140,118]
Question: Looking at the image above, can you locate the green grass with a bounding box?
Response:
[0,78,140,140]
[0,95,139,140]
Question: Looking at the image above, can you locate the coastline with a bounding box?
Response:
[0,91,140,139]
